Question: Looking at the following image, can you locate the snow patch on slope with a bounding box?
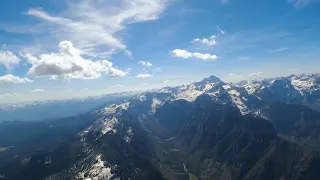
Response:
[291,76,315,93]
[123,127,134,143]
[224,84,249,115]
[103,102,130,115]
[151,98,162,112]
[77,155,114,180]
[101,116,118,135]
[140,94,147,101]
[79,125,93,136]
[242,82,263,94]
[175,83,215,102]
[206,89,221,97]
[228,89,240,96]
[176,91,202,102]
[222,84,231,90]
[229,94,248,115]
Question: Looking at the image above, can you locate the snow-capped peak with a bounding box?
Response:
[202,75,223,84]
[241,81,264,94]
[290,74,317,93]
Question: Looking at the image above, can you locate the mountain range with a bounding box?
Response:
[1,73,320,180]
[0,92,137,122]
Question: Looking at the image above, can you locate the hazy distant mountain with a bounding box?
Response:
[241,73,320,112]
[0,92,137,122]
[1,74,320,180]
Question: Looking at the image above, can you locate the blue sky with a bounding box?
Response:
[1,0,320,104]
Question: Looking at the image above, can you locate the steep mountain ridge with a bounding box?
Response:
[157,75,263,115]
[241,73,320,112]
[39,93,320,180]
[2,73,320,180]
[154,95,320,180]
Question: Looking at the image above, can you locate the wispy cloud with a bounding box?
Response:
[252,32,292,42]
[154,68,162,72]
[247,72,263,77]
[238,56,251,61]
[192,26,225,46]
[112,85,124,88]
[224,71,265,82]
[289,0,314,8]
[270,47,290,52]
[138,61,152,67]
[288,68,302,72]
[140,83,148,86]
[137,73,153,79]
[0,50,20,70]
[0,93,23,98]
[221,0,229,4]
[202,29,292,58]
[0,74,33,84]
[171,49,218,61]
[228,73,244,79]
[192,36,217,46]
[23,0,173,57]
[30,89,44,93]
[177,8,207,16]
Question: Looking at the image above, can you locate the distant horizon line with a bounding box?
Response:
[1,72,318,106]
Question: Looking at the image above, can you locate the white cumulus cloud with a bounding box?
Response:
[192,26,225,46]
[247,72,263,77]
[0,50,20,70]
[23,41,126,80]
[30,89,44,93]
[112,85,124,88]
[192,35,217,46]
[138,61,152,67]
[137,73,153,79]
[0,74,33,84]
[171,49,218,61]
